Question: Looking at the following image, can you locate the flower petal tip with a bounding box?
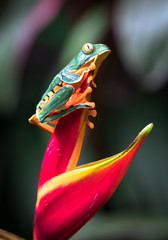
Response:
[137,123,153,141]
[142,122,153,134]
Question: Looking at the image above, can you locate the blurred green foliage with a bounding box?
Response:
[0,0,168,239]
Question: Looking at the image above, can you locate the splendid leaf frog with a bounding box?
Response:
[29,43,110,133]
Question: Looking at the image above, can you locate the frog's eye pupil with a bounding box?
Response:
[83,43,94,53]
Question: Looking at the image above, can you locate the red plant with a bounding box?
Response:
[34,105,153,240]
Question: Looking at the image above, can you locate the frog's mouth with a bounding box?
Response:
[70,49,111,77]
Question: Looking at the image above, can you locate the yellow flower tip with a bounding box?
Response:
[137,123,154,140]
[143,122,154,134]
[123,123,153,157]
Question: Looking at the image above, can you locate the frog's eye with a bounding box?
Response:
[82,43,94,53]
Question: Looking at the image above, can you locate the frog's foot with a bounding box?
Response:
[29,114,55,134]
[65,86,93,109]
[64,84,96,129]
[85,101,95,109]
[87,109,97,129]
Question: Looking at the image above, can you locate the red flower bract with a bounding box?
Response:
[38,109,87,189]
[34,106,153,240]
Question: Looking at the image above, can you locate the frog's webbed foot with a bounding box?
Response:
[65,86,94,109]
[65,85,97,129]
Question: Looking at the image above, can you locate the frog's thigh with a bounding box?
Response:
[38,85,75,122]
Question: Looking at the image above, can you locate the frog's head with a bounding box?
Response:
[68,43,111,74]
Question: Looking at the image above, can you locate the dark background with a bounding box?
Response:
[0,0,168,239]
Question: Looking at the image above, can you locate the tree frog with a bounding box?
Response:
[29,43,110,133]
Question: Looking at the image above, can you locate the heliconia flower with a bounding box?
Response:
[33,106,153,240]
[32,42,152,240]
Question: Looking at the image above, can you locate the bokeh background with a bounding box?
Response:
[0,0,168,239]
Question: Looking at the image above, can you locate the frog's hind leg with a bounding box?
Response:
[29,114,55,134]
[37,85,75,124]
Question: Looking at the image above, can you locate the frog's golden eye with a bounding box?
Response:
[82,43,94,53]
